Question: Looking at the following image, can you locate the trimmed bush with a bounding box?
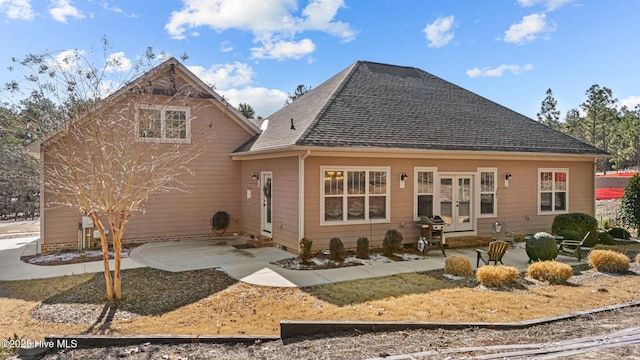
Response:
[607,227,631,240]
[593,244,623,253]
[444,255,473,277]
[382,229,403,257]
[329,237,345,262]
[356,236,370,259]
[476,265,519,287]
[527,261,573,284]
[300,237,313,264]
[525,232,558,261]
[597,231,615,245]
[588,249,630,273]
[551,213,598,247]
[621,174,640,231]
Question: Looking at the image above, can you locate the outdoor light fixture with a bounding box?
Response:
[400,172,408,181]
[252,173,260,181]
[505,172,512,188]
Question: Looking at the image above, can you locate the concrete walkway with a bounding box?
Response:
[0,236,144,281]
[1,235,584,287]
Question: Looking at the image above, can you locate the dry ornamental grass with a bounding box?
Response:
[475,265,520,287]
[444,255,473,277]
[588,249,631,273]
[527,260,573,284]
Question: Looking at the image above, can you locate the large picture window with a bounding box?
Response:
[538,169,568,214]
[415,168,436,219]
[322,167,390,224]
[478,168,497,217]
[138,105,190,143]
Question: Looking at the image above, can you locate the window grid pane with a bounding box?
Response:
[347,171,365,194]
[165,110,187,139]
[139,109,162,138]
[417,171,433,194]
[324,171,343,195]
[368,171,387,195]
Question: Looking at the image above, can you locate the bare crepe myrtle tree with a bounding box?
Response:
[4,41,209,300]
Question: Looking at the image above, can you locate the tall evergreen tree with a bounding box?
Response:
[537,88,561,129]
[580,85,617,172]
[237,102,255,119]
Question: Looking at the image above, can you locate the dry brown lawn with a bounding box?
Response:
[1,260,640,342]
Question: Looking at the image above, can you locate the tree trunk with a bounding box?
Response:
[108,211,129,300]
[90,213,114,301]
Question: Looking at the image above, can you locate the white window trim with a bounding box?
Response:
[137,105,191,144]
[413,167,437,221]
[537,168,569,215]
[320,166,391,226]
[477,167,497,218]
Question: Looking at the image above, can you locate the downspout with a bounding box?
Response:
[298,150,311,248]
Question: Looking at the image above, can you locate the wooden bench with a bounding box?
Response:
[557,232,590,262]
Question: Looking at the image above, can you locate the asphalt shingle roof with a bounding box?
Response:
[247,61,607,156]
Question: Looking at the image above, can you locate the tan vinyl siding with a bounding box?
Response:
[42,98,255,249]
[241,157,300,250]
[301,156,596,251]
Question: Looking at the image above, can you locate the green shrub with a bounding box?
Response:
[356,236,370,259]
[444,256,473,277]
[597,231,615,245]
[300,237,313,264]
[527,261,573,284]
[382,229,403,257]
[329,237,345,262]
[588,249,630,273]
[607,227,631,240]
[525,232,558,261]
[621,174,640,231]
[551,213,598,247]
[476,265,519,287]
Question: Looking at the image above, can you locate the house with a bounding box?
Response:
[37,58,261,253]
[232,60,607,251]
[38,59,608,254]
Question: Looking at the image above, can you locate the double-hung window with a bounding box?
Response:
[538,168,568,214]
[415,168,435,219]
[138,105,190,143]
[478,168,497,217]
[322,167,390,224]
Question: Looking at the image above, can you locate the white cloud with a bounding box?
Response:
[49,0,84,23]
[0,0,35,20]
[219,87,289,118]
[517,0,572,11]
[50,49,85,71]
[105,52,132,73]
[423,15,455,48]
[100,1,122,14]
[220,41,233,53]
[466,64,533,78]
[620,96,640,111]
[165,0,354,60]
[504,13,555,45]
[187,62,255,89]
[251,38,316,60]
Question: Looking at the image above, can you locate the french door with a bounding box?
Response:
[439,175,473,232]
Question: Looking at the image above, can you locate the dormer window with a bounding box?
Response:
[138,105,190,143]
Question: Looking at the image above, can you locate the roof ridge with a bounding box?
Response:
[296,61,362,144]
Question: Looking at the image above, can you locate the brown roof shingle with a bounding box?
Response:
[246,61,607,156]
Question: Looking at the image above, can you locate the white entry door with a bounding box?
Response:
[439,175,473,232]
[261,172,273,235]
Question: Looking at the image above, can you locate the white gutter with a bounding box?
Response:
[298,150,311,249]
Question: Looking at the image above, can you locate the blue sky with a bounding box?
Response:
[0,0,638,119]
